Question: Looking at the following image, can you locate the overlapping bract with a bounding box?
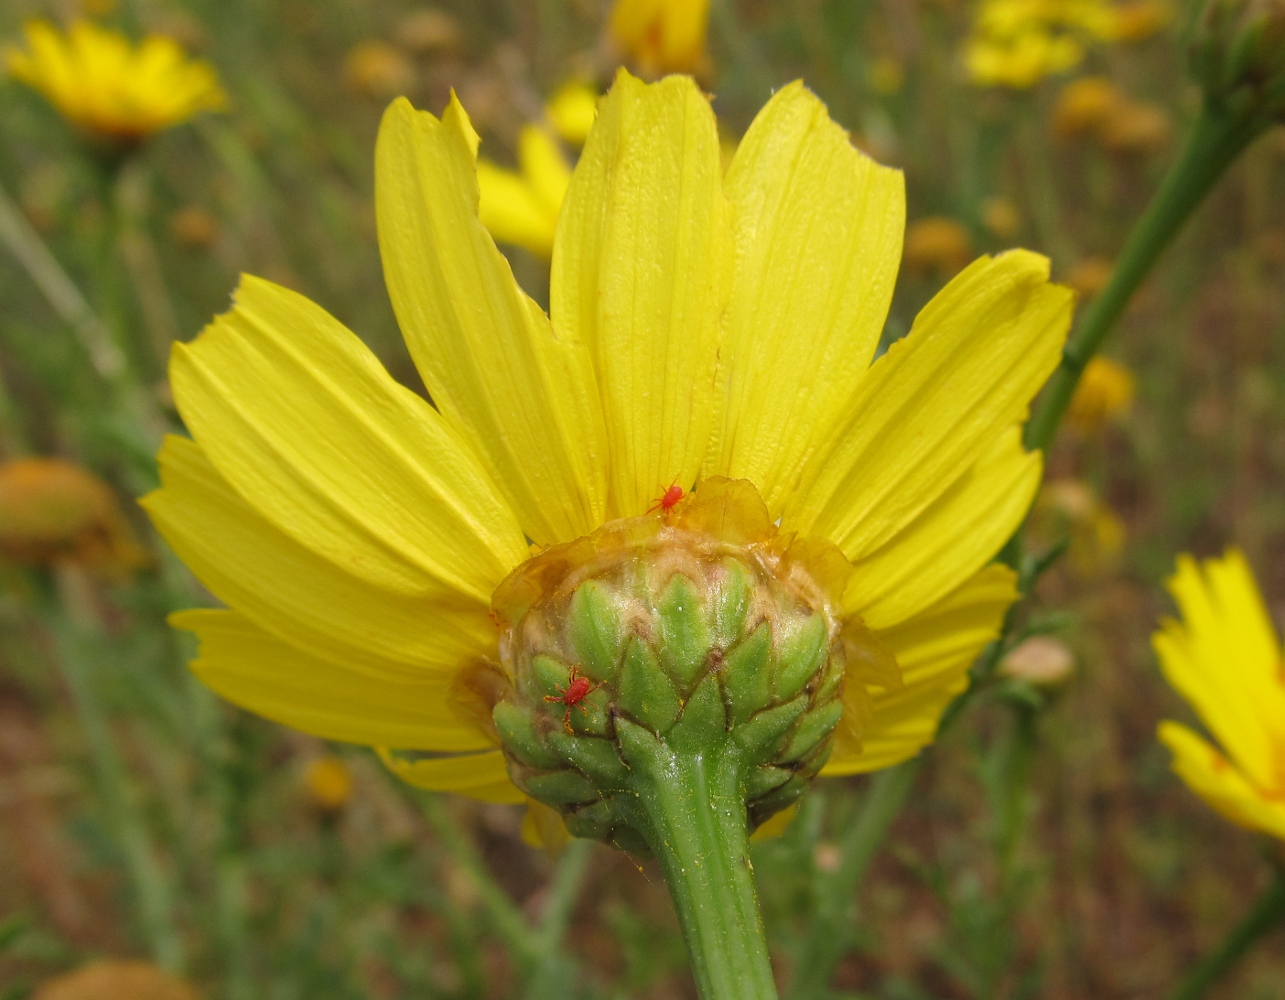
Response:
[146,72,1072,807]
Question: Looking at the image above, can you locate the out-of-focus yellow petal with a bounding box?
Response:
[750,801,800,841]
[169,274,529,602]
[521,799,573,850]
[552,70,731,518]
[708,82,905,512]
[172,610,489,752]
[378,748,524,804]
[1159,722,1285,841]
[376,98,607,545]
[546,81,598,145]
[477,160,559,257]
[824,564,1017,775]
[519,125,572,215]
[1154,549,1285,791]
[845,427,1041,630]
[143,436,496,682]
[793,251,1071,562]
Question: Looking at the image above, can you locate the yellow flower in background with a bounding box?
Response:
[545,80,599,146]
[144,72,1071,809]
[4,19,226,144]
[1067,354,1135,431]
[1052,76,1122,137]
[1155,550,1285,841]
[609,0,711,77]
[33,960,197,1000]
[476,125,571,258]
[304,754,354,812]
[903,216,974,277]
[0,458,148,578]
[1037,478,1125,576]
[1108,0,1172,41]
[344,40,415,100]
[965,0,1129,88]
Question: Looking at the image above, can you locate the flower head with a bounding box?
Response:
[1067,354,1135,430]
[304,754,354,813]
[965,0,1134,88]
[903,216,974,277]
[145,73,1071,839]
[1155,549,1285,840]
[4,19,226,145]
[609,0,711,77]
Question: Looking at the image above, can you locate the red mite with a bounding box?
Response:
[545,665,603,734]
[647,480,685,515]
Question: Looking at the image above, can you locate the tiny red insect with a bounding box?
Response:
[544,665,603,734]
[647,480,685,515]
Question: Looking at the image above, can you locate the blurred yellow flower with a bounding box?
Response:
[609,0,710,77]
[869,56,906,95]
[1155,549,1285,841]
[965,0,1131,88]
[1052,76,1122,137]
[1067,355,1134,430]
[4,19,226,144]
[1098,98,1172,154]
[305,754,354,812]
[1065,255,1114,298]
[903,216,974,276]
[1038,478,1125,576]
[0,458,148,577]
[344,40,414,100]
[144,72,1071,808]
[394,8,465,54]
[33,960,196,1000]
[169,204,221,250]
[545,80,599,146]
[982,196,1022,239]
[476,125,571,258]
[1108,0,1172,41]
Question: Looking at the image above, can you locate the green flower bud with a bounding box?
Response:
[487,478,890,850]
[1192,0,1285,123]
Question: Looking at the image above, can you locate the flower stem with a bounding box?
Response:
[1024,102,1261,453]
[623,743,778,1000]
[1168,868,1285,1000]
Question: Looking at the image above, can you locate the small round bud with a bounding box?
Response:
[1000,636,1076,687]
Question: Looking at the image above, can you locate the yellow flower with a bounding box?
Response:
[903,216,974,277]
[1051,76,1122,137]
[476,125,571,259]
[1037,478,1125,576]
[1155,550,1285,841]
[1107,0,1173,42]
[4,19,226,144]
[0,457,148,577]
[304,754,354,812]
[343,40,415,100]
[981,196,1022,239]
[1064,255,1114,298]
[609,0,711,77]
[144,73,1071,810]
[965,0,1125,88]
[1066,355,1135,431]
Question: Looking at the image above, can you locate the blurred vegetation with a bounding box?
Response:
[1,0,1284,998]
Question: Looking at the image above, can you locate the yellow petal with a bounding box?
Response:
[518,125,572,215]
[824,564,1017,775]
[172,609,490,752]
[1154,549,1285,790]
[1159,721,1285,841]
[143,435,496,679]
[546,81,598,146]
[608,0,710,74]
[378,747,524,804]
[844,427,1041,630]
[476,160,558,257]
[169,274,528,603]
[551,70,731,517]
[376,97,608,544]
[794,250,1071,560]
[708,82,904,511]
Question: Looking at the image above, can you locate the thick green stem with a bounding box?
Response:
[1168,868,1285,1000]
[626,745,778,1000]
[1025,103,1260,452]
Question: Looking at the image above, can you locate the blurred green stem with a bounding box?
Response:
[1024,102,1261,451]
[785,761,922,999]
[1168,868,1285,1000]
[50,587,183,971]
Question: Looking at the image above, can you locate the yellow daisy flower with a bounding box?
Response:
[965,0,1124,89]
[608,0,711,77]
[476,125,572,259]
[144,73,1071,819]
[4,19,226,144]
[1155,550,1285,841]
